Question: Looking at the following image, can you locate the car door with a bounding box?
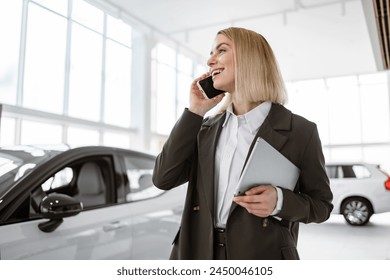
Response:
[327,165,350,212]
[327,164,371,213]
[116,151,186,259]
[0,153,134,259]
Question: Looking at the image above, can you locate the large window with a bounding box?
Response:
[0,118,16,147]
[177,54,195,118]
[0,0,22,105]
[287,72,390,172]
[104,16,132,127]
[23,3,67,114]
[359,73,390,143]
[0,0,134,149]
[104,39,132,127]
[286,79,329,145]
[327,76,361,145]
[151,43,177,135]
[20,120,62,145]
[67,126,99,147]
[1,0,390,175]
[72,0,103,32]
[150,43,206,136]
[33,0,68,15]
[68,23,103,121]
[149,43,211,153]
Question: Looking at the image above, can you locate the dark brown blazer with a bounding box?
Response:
[153,103,333,260]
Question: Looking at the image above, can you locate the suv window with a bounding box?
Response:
[326,164,371,179]
[326,165,343,179]
[352,165,371,179]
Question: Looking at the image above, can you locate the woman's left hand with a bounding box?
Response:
[233,185,278,218]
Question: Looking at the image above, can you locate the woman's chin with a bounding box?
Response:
[213,82,224,91]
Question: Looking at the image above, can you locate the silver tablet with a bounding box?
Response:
[234,137,300,196]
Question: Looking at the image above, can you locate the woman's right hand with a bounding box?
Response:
[188,73,225,117]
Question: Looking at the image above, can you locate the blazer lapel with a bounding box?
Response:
[197,113,226,220]
[228,103,292,217]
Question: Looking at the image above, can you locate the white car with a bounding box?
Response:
[0,145,185,259]
[326,163,390,225]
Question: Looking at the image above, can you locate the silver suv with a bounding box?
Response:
[326,163,390,226]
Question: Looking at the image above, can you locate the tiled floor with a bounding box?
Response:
[298,212,390,260]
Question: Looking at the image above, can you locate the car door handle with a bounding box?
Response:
[103,221,127,232]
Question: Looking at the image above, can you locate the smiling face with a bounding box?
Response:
[207,34,236,94]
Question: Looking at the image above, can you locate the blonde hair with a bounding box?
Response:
[217,27,287,111]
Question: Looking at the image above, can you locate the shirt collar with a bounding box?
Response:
[222,101,272,134]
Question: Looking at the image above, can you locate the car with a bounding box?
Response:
[326,162,390,226]
[0,145,186,259]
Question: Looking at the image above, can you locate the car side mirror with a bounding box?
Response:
[38,193,83,233]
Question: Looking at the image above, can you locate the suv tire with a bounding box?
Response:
[341,197,373,226]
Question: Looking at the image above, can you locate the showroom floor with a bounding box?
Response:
[298,212,390,260]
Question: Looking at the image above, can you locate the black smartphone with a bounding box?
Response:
[196,76,225,99]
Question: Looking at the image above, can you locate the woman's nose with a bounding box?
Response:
[207,55,216,67]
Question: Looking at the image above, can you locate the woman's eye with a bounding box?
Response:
[218,49,226,54]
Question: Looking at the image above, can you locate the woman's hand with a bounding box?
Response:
[188,73,225,117]
[233,185,278,217]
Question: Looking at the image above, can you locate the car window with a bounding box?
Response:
[32,157,114,212]
[341,165,355,178]
[123,155,163,202]
[73,161,109,208]
[325,166,343,179]
[326,164,371,179]
[41,167,73,191]
[352,165,371,179]
[326,166,336,178]
[1,155,115,225]
[30,167,77,217]
[0,150,48,196]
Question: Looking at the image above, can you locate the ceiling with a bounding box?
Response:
[103,0,383,81]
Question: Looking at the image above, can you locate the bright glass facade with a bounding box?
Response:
[0,0,389,173]
[286,72,390,172]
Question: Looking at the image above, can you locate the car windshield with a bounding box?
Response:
[0,145,67,196]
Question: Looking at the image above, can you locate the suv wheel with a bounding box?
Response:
[341,197,373,226]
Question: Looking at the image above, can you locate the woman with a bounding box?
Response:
[152,27,333,260]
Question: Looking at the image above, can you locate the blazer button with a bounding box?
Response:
[193,206,200,211]
[262,218,269,228]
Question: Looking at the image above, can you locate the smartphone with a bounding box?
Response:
[196,76,225,99]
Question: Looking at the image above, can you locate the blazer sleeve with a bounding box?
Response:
[152,108,203,190]
[278,124,333,224]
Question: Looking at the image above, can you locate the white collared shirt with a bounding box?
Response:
[214,101,283,228]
